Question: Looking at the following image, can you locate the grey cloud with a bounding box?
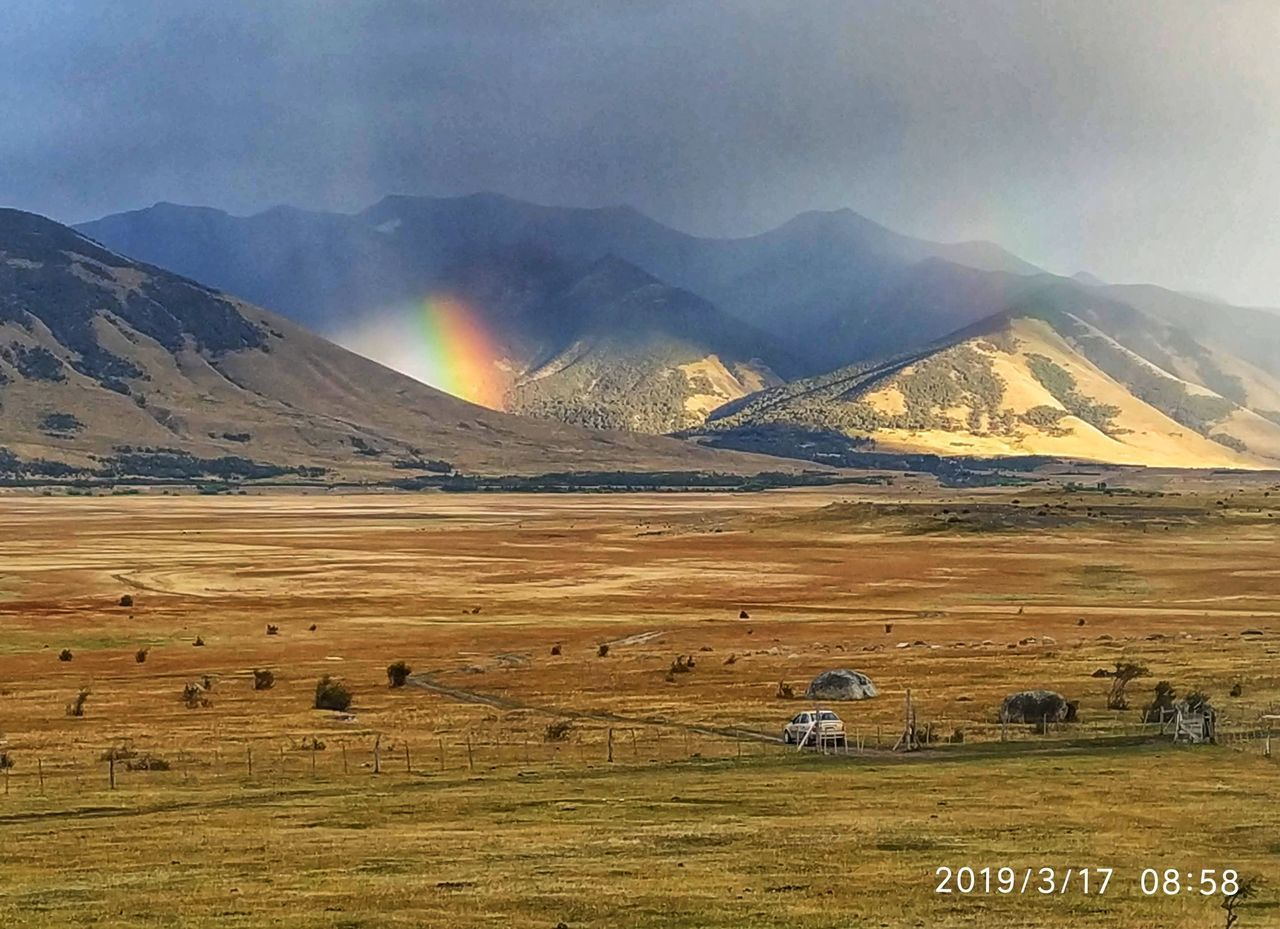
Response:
[1,0,1278,305]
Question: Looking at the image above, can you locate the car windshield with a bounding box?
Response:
[819,711,839,721]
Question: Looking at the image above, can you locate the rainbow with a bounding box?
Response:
[330,295,506,409]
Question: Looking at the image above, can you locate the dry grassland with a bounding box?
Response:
[0,479,1277,928]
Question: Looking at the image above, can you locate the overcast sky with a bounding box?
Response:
[3,1,1279,305]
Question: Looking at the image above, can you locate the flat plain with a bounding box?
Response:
[0,476,1278,928]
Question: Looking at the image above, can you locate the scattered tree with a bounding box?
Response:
[1104,660,1149,709]
[1222,876,1258,929]
[314,675,352,712]
[1144,681,1177,723]
[386,661,411,688]
[66,688,90,717]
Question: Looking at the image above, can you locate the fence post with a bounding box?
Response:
[38,758,45,794]
[631,729,638,761]
[404,742,412,773]
[466,735,474,771]
[246,746,253,778]
[341,742,349,775]
[607,728,614,763]
[310,741,317,777]
[108,754,116,790]
[373,735,381,775]
[438,738,445,771]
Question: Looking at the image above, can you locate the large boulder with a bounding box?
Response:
[999,690,1077,724]
[804,669,878,701]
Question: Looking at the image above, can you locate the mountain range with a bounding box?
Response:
[0,208,792,482]
[63,194,1280,470]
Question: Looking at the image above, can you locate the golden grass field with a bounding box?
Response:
[1,476,1278,928]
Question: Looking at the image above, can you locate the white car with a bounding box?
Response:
[782,709,846,746]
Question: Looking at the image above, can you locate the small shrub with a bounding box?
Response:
[119,594,134,607]
[135,647,149,664]
[739,610,750,619]
[1229,681,1243,697]
[669,655,695,674]
[100,745,137,764]
[66,688,90,717]
[550,643,562,656]
[253,669,275,691]
[299,736,325,751]
[724,653,737,665]
[386,661,412,688]
[544,719,573,742]
[597,643,610,658]
[58,649,73,662]
[125,753,170,771]
[308,624,317,632]
[0,752,14,771]
[193,636,205,647]
[182,681,212,709]
[266,624,279,636]
[776,681,794,699]
[314,675,353,712]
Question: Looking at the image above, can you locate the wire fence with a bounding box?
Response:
[0,715,1273,800]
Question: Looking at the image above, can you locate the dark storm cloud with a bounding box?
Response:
[2,0,1279,305]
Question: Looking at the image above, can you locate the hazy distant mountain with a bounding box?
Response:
[705,293,1280,469]
[0,209,793,480]
[77,192,1280,465]
[77,193,1044,387]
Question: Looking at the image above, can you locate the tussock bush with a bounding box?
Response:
[669,655,695,674]
[58,649,73,662]
[135,647,149,664]
[386,661,411,688]
[253,669,275,691]
[314,676,352,712]
[66,688,90,717]
[182,681,212,709]
[125,753,170,771]
[266,624,279,636]
[544,719,573,742]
